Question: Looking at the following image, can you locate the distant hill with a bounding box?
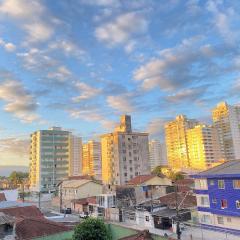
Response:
[0,165,29,177]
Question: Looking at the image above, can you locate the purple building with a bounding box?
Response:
[192,161,240,235]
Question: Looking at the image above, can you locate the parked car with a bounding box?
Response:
[79,212,88,218]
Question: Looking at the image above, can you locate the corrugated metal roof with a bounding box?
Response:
[62,179,100,188]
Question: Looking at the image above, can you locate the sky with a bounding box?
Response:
[0,0,240,167]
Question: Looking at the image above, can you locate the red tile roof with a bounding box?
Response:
[175,179,194,192]
[0,193,6,202]
[15,217,70,240]
[158,192,197,209]
[120,230,153,240]
[0,205,43,218]
[127,175,156,185]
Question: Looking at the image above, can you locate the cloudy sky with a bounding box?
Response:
[0,0,240,167]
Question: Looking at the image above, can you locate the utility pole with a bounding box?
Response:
[38,191,41,209]
[174,182,181,240]
[59,182,63,213]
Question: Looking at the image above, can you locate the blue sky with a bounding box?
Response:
[0,0,240,166]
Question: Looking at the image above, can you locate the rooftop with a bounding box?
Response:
[192,160,240,178]
[0,205,43,218]
[119,230,153,240]
[127,175,165,185]
[62,179,101,188]
[15,216,70,240]
[0,212,14,225]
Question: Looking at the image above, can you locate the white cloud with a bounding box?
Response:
[206,0,239,45]
[0,0,44,19]
[0,38,16,52]
[95,12,148,47]
[47,66,72,83]
[133,36,230,91]
[17,48,57,70]
[0,79,39,123]
[24,22,53,43]
[72,82,102,102]
[0,0,54,43]
[107,94,135,113]
[49,40,85,58]
[146,118,166,138]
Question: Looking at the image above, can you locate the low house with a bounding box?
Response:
[192,161,240,235]
[0,212,14,239]
[60,178,103,205]
[0,204,71,239]
[117,175,173,207]
[71,196,96,214]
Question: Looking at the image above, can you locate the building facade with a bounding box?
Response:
[192,161,240,235]
[82,140,102,180]
[101,115,150,185]
[29,127,80,192]
[149,140,167,171]
[69,135,82,176]
[187,125,222,171]
[212,102,240,161]
[165,115,198,170]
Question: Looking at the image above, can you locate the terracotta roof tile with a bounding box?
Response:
[127,175,156,185]
[15,217,71,240]
[0,193,6,202]
[72,196,96,205]
[158,192,197,209]
[0,205,43,218]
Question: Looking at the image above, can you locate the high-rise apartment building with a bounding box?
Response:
[69,135,82,176]
[82,140,102,180]
[187,125,222,171]
[149,140,167,170]
[212,102,240,161]
[29,127,82,192]
[165,115,198,170]
[101,115,150,185]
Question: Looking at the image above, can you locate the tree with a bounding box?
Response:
[8,171,28,187]
[151,166,164,176]
[72,218,111,240]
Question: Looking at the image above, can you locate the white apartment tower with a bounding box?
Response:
[69,135,82,176]
[101,115,150,185]
[212,102,240,160]
[149,140,167,170]
[29,127,82,192]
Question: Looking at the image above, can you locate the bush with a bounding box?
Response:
[72,218,111,240]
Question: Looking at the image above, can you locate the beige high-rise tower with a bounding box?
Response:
[101,115,150,185]
[165,115,198,170]
[187,124,222,170]
[212,102,240,161]
[82,140,102,180]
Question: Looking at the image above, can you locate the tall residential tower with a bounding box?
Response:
[165,115,198,170]
[101,115,150,185]
[82,140,102,180]
[212,102,240,161]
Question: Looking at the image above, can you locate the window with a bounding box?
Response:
[209,180,215,186]
[236,200,240,209]
[221,199,228,209]
[218,180,225,189]
[227,217,231,223]
[217,216,224,224]
[233,180,240,189]
[145,216,149,222]
[212,198,217,204]
[200,196,209,206]
[201,215,210,224]
[124,173,127,177]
